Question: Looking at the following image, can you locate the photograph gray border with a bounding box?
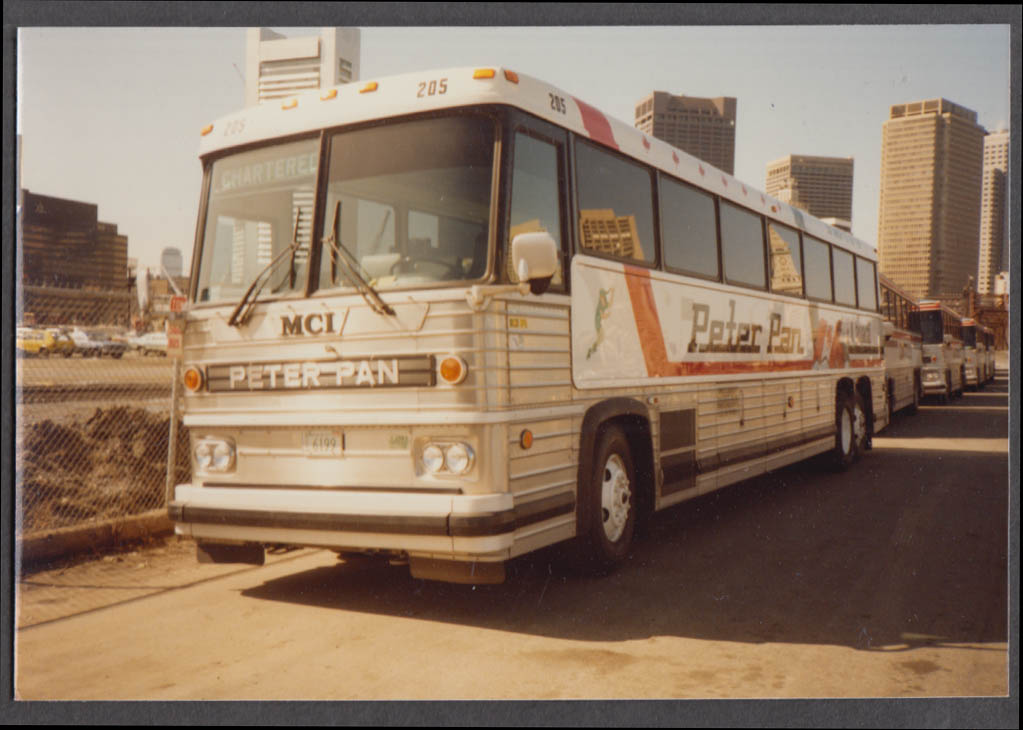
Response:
[2,3,1018,726]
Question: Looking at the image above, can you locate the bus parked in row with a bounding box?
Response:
[960,318,994,389]
[169,66,886,583]
[917,300,964,403]
[879,275,922,416]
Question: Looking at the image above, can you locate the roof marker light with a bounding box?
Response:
[200,124,214,136]
[360,81,378,93]
[282,98,298,110]
[321,89,338,100]
[473,68,496,80]
[503,70,519,84]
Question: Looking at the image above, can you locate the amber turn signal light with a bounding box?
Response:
[439,356,468,385]
[183,367,204,393]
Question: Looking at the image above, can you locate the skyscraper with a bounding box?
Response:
[977,129,1009,294]
[245,27,360,107]
[765,155,854,231]
[160,247,184,279]
[877,98,986,301]
[634,92,736,175]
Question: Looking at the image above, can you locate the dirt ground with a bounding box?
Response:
[16,405,189,533]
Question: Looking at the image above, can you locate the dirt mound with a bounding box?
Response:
[18,406,190,533]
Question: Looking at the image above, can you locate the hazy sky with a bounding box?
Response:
[17,23,1013,274]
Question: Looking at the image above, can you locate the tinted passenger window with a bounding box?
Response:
[832,248,856,306]
[767,221,802,296]
[575,140,656,264]
[719,201,765,289]
[855,257,877,311]
[802,236,832,301]
[659,175,718,279]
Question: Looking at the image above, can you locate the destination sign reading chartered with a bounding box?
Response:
[206,356,436,392]
[214,151,318,193]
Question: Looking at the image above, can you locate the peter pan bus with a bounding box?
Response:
[169,66,886,584]
[879,274,922,417]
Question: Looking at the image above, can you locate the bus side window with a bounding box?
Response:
[832,248,857,307]
[659,174,719,280]
[574,139,657,265]
[719,201,766,290]
[802,235,833,302]
[507,132,564,285]
[766,220,803,296]
[855,256,877,311]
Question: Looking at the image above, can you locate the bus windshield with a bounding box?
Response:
[318,114,495,291]
[194,114,496,306]
[919,310,944,344]
[961,326,976,348]
[195,138,319,304]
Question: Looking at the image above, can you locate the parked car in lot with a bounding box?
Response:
[133,331,168,356]
[16,327,60,357]
[46,328,77,357]
[69,327,129,358]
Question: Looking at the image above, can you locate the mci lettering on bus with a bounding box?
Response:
[170,66,887,584]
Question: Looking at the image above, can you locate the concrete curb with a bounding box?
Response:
[19,509,174,571]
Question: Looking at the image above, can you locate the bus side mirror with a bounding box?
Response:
[512,232,558,295]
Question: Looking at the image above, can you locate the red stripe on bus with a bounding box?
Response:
[573,97,619,150]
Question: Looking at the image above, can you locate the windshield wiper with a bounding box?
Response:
[322,200,396,317]
[228,208,305,327]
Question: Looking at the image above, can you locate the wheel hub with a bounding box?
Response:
[601,454,631,543]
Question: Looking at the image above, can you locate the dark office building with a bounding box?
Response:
[19,189,131,326]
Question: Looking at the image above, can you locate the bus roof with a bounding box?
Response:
[198,65,877,260]
[878,274,919,303]
[917,300,962,317]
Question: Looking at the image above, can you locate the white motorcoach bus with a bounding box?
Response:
[917,300,964,402]
[879,275,922,416]
[960,318,985,390]
[169,67,886,583]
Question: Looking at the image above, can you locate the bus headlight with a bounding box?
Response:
[444,443,475,474]
[422,444,446,474]
[195,438,236,473]
[420,441,475,475]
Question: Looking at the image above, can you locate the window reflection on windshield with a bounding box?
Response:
[319,115,494,290]
[195,138,318,304]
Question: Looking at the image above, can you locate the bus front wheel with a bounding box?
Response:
[574,425,636,572]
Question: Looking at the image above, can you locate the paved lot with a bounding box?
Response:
[12,374,1011,711]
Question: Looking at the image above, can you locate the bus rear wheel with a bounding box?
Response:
[574,425,636,572]
[830,392,863,471]
[907,375,920,415]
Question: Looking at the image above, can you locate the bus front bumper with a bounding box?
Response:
[169,484,518,559]
[920,368,947,395]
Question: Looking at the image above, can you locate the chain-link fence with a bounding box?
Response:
[15,294,189,568]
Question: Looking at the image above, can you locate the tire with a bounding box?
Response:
[907,376,920,415]
[851,391,869,455]
[573,425,637,572]
[829,391,862,471]
[38,348,49,358]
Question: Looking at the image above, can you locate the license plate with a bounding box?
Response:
[302,430,342,456]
